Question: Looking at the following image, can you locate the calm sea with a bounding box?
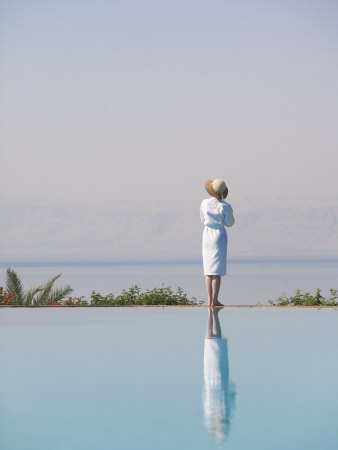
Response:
[1,260,337,305]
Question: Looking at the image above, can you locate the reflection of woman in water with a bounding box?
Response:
[200,179,235,306]
[203,308,236,441]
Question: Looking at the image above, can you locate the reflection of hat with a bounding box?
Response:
[204,179,228,200]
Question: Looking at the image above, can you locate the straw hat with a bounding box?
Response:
[204,179,228,200]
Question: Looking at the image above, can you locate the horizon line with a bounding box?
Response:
[0,256,338,267]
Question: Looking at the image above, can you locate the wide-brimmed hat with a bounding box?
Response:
[204,179,228,200]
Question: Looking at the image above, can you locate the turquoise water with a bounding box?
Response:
[1,260,338,305]
[1,307,338,449]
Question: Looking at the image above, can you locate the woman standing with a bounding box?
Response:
[200,179,235,306]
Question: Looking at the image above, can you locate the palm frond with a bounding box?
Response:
[3,270,73,306]
[35,274,62,304]
[49,284,73,302]
[6,268,25,304]
[24,286,43,305]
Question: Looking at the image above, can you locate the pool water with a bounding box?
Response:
[1,307,338,450]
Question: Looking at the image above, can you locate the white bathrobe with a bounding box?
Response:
[200,198,235,276]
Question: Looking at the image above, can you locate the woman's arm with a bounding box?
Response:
[223,204,235,227]
[200,203,205,224]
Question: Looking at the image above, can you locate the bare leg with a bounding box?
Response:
[205,275,213,306]
[212,275,223,306]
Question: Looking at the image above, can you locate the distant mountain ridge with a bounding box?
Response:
[1,198,337,261]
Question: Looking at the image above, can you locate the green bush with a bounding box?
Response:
[0,270,201,306]
[268,288,338,306]
[90,285,203,306]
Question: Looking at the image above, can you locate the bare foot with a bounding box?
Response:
[212,300,224,307]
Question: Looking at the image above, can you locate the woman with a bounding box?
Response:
[200,179,235,306]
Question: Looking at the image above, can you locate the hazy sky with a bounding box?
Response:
[1,1,338,261]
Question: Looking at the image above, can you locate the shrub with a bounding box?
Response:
[90,285,202,306]
[268,288,338,306]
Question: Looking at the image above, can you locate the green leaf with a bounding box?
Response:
[6,268,25,304]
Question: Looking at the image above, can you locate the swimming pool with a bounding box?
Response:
[1,307,337,449]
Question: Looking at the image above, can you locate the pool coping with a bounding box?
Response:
[1,305,337,308]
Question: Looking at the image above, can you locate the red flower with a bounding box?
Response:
[3,294,11,303]
[0,287,3,292]
[68,297,72,300]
